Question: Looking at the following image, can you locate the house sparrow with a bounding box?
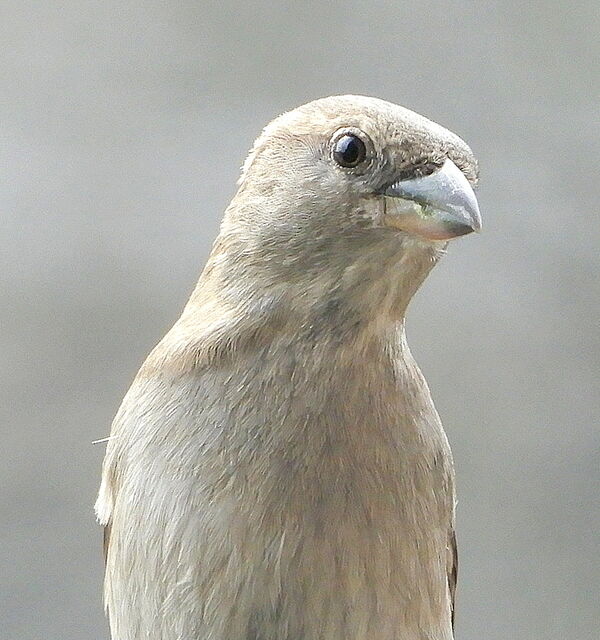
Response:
[96,95,481,640]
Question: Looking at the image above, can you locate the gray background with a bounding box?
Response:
[2,2,599,639]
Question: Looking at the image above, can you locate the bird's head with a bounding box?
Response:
[230,94,479,240]
[208,96,481,324]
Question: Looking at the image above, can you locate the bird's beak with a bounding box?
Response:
[382,158,482,241]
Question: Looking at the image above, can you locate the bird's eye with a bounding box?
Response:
[332,134,366,168]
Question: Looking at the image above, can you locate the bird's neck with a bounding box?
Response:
[195,227,440,323]
[147,230,442,376]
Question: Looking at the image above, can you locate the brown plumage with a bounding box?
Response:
[97,95,480,640]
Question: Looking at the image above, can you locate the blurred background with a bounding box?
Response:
[2,2,599,638]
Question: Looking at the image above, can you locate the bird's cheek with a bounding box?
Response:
[353,197,387,229]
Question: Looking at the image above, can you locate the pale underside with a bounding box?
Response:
[98,323,457,640]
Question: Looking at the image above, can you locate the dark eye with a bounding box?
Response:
[332,134,366,168]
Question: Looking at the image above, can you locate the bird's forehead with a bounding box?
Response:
[269,96,458,146]
[243,95,478,185]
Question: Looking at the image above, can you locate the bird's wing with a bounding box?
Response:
[448,528,458,631]
[103,522,111,566]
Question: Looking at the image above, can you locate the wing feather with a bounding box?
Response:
[448,528,458,631]
[103,522,111,566]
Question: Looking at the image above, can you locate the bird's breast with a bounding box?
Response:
[198,340,454,637]
[105,335,455,639]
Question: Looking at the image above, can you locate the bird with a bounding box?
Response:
[96,95,481,640]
